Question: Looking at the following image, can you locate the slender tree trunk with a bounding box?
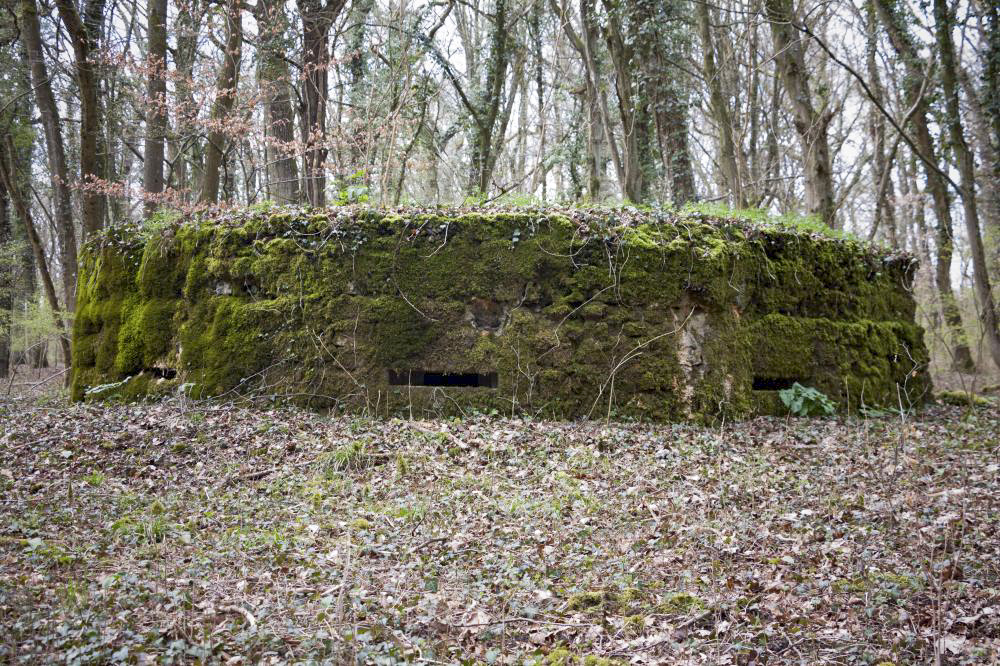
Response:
[19,0,78,311]
[763,73,782,205]
[600,0,645,202]
[0,136,71,369]
[467,0,512,195]
[697,0,744,208]
[143,0,168,215]
[167,0,202,199]
[865,0,897,246]
[747,20,763,205]
[958,72,1000,277]
[764,0,837,228]
[345,0,376,174]
[982,3,1000,200]
[199,0,242,205]
[0,180,10,378]
[255,0,300,204]
[933,0,1000,371]
[55,0,107,236]
[530,0,547,198]
[298,0,346,207]
[875,0,976,372]
[585,88,608,199]
[629,0,694,205]
[550,0,608,199]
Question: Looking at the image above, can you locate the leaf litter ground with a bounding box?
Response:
[0,399,997,664]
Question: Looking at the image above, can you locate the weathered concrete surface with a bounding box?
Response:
[71,207,931,420]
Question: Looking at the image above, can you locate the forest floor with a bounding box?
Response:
[0,396,998,665]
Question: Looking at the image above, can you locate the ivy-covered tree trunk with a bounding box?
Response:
[933,0,1000,371]
[697,0,744,208]
[345,0,375,174]
[977,3,1000,275]
[628,0,694,205]
[874,0,976,372]
[764,0,837,228]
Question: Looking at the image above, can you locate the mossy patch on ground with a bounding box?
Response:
[936,390,995,408]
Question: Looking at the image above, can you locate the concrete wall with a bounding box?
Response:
[71,207,931,420]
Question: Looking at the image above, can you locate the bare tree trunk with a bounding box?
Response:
[167,0,202,200]
[199,0,242,205]
[550,0,609,199]
[55,0,107,236]
[764,0,837,228]
[468,0,513,195]
[958,72,1000,277]
[298,0,347,207]
[865,0,897,246]
[697,0,744,208]
[875,0,976,372]
[530,0,547,198]
[142,0,168,215]
[598,0,646,202]
[0,136,71,369]
[0,180,10,378]
[19,0,78,311]
[933,0,1000,371]
[255,0,300,204]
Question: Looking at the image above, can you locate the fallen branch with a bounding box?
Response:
[408,536,450,555]
[218,604,257,631]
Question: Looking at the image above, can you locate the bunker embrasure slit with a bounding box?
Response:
[752,377,800,391]
[388,370,498,388]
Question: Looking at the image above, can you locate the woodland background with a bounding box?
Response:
[0,0,998,389]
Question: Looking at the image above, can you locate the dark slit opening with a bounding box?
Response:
[388,370,498,389]
[752,377,799,391]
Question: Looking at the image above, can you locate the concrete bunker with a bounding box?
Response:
[70,207,932,420]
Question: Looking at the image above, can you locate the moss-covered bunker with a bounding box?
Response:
[70,206,931,420]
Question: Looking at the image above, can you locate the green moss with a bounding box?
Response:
[623,614,646,636]
[543,648,623,666]
[179,297,276,397]
[115,298,177,374]
[70,206,931,418]
[363,296,436,367]
[745,314,930,411]
[937,390,994,408]
[565,591,611,612]
[657,591,703,613]
[83,371,179,404]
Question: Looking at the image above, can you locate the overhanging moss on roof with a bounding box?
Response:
[70,205,932,419]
